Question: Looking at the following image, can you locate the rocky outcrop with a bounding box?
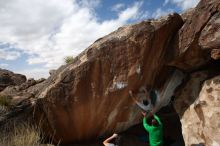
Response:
[166,0,220,146]
[169,0,220,145]
[169,0,220,71]
[0,71,45,127]
[175,73,220,146]
[0,77,45,105]
[34,13,184,144]
[0,74,46,141]
[0,69,26,92]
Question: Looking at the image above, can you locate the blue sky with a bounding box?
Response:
[0,0,199,79]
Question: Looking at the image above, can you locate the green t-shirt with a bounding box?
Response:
[143,114,163,146]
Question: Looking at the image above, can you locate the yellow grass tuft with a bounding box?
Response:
[0,122,54,146]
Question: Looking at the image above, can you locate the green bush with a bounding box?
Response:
[64,56,74,64]
[0,95,11,106]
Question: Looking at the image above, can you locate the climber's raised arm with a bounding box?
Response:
[129,90,149,111]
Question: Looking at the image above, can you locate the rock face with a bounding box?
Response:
[0,77,45,105]
[35,14,183,144]
[0,69,26,92]
[170,0,220,145]
[175,74,220,146]
[0,73,46,133]
[169,0,220,70]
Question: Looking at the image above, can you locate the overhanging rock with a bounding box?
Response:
[34,13,183,144]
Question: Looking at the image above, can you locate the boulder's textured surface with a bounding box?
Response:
[0,69,26,92]
[35,14,183,144]
[0,74,45,127]
[199,12,220,50]
[174,71,210,117]
[175,75,220,146]
[211,49,220,60]
[169,0,220,145]
[169,0,220,70]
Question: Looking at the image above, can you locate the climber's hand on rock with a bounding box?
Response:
[151,106,156,114]
[112,133,118,138]
[143,88,148,95]
[148,111,153,117]
[142,111,147,117]
[129,90,138,102]
[129,90,133,97]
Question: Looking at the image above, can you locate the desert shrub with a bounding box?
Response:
[64,56,74,64]
[0,95,11,106]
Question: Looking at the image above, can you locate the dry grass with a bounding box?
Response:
[0,122,54,146]
[0,95,55,146]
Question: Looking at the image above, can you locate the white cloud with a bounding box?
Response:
[164,0,200,10]
[163,0,170,6]
[138,11,150,20]
[16,68,49,79]
[0,63,9,68]
[0,49,21,60]
[111,3,125,12]
[117,2,142,22]
[0,0,147,78]
[152,8,174,19]
[77,0,101,9]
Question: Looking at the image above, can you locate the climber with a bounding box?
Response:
[142,111,163,146]
[129,90,163,146]
[103,133,121,146]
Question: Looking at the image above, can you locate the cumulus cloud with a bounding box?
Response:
[152,8,174,19]
[164,0,200,10]
[0,0,147,78]
[0,0,199,79]
[78,0,101,9]
[0,49,21,60]
[0,0,144,67]
[16,68,50,79]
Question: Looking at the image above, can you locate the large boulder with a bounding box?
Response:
[169,0,220,145]
[169,0,220,70]
[34,13,184,144]
[0,69,26,92]
[175,73,220,146]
